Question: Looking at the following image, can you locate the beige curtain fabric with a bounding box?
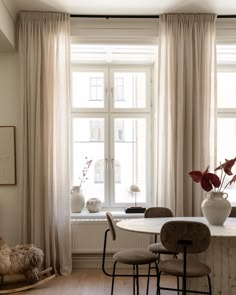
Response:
[157,14,217,216]
[18,12,71,275]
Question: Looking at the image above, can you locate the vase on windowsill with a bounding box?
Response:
[86,198,102,213]
[71,185,85,213]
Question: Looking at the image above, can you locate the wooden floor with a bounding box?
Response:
[17,269,176,295]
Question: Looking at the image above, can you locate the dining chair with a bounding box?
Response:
[144,207,178,262]
[157,220,212,295]
[102,212,159,295]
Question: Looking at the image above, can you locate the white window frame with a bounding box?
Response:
[71,64,153,208]
[110,67,151,113]
[71,65,108,112]
[109,113,151,207]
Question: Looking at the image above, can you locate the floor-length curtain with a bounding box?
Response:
[18,12,71,275]
[156,14,217,216]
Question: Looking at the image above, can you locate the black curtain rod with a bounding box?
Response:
[70,14,236,19]
[70,14,159,19]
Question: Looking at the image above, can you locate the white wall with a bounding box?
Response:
[0,52,21,246]
[0,0,15,51]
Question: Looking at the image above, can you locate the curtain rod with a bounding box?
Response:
[70,14,236,19]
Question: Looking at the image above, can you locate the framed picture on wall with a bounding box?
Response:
[0,126,16,185]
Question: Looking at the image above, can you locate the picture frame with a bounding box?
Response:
[0,126,16,185]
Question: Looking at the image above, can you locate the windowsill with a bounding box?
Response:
[71,210,144,221]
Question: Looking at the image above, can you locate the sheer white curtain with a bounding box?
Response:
[156,14,217,216]
[18,12,71,275]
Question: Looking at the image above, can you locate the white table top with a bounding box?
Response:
[116,217,236,237]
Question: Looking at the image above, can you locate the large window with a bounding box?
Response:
[71,45,155,207]
[217,45,236,204]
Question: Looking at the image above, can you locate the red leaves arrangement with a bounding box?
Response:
[189,157,236,192]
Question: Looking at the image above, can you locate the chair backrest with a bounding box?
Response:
[229,207,236,217]
[106,212,116,240]
[160,221,210,254]
[144,207,174,218]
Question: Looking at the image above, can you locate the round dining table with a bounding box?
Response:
[116,216,236,295]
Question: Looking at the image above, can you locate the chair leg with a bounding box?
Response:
[136,265,139,295]
[207,275,212,295]
[156,270,161,295]
[154,262,160,295]
[133,265,136,295]
[182,275,186,295]
[111,261,117,295]
[146,264,151,295]
[177,276,179,295]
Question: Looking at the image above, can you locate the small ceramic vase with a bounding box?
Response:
[71,186,85,213]
[201,191,232,225]
[86,198,102,213]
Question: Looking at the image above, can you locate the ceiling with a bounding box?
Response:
[3,0,236,19]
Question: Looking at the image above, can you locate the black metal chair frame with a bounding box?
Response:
[144,207,178,263]
[102,227,160,295]
[156,224,212,295]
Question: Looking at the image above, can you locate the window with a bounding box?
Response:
[94,159,104,183]
[89,77,104,101]
[90,120,104,141]
[217,45,236,204]
[71,45,156,207]
[114,77,124,101]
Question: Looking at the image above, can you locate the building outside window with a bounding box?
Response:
[114,77,125,101]
[90,120,104,141]
[89,77,104,101]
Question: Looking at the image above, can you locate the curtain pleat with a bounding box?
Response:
[18,11,72,275]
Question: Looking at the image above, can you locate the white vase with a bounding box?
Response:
[71,186,85,213]
[201,191,232,225]
[86,198,102,213]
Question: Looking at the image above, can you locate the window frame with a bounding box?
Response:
[217,55,236,206]
[70,64,153,208]
[71,65,108,112]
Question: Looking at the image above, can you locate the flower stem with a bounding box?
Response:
[219,173,226,192]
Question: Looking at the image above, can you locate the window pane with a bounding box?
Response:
[114,72,146,108]
[114,118,146,204]
[72,72,104,108]
[218,72,236,108]
[217,118,236,203]
[217,45,236,64]
[72,118,105,202]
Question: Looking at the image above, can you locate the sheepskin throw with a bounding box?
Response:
[0,238,44,284]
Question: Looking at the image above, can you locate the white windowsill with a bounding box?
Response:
[71,210,144,221]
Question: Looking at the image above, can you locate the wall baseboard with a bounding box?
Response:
[72,254,147,269]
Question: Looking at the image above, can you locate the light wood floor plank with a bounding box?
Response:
[18,269,176,295]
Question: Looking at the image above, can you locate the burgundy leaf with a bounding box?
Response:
[223,158,236,175]
[215,157,236,175]
[229,175,236,186]
[189,171,203,183]
[200,174,213,192]
[206,173,221,188]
